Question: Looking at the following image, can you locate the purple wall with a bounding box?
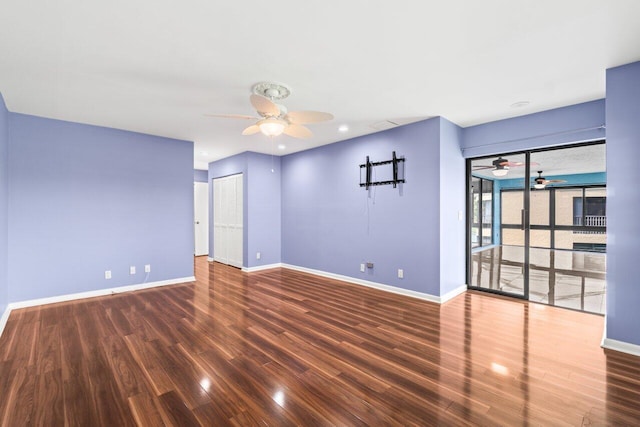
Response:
[439,118,466,295]
[8,113,194,302]
[246,152,281,268]
[282,118,454,296]
[208,152,282,268]
[194,169,208,183]
[0,94,8,314]
[605,61,640,346]
[462,100,605,158]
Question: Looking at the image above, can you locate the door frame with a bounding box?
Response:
[466,150,530,300]
[194,181,209,256]
[465,140,606,301]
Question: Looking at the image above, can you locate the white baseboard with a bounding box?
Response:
[440,284,468,303]
[601,337,640,357]
[281,264,464,304]
[0,306,11,341]
[242,263,283,273]
[7,276,196,311]
[207,257,214,262]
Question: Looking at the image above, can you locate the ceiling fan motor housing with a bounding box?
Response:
[252,82,291,101]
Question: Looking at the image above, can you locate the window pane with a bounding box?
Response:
[555,188,583,226]
[554,230,606,252]
[530,191,549,226]
[585,188,606,227]
[530,230,550,249]
[502,191,523,225]
[481,179,493,245]
[502,229,524,246]
[471,178,480,248]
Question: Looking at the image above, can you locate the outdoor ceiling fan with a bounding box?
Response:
[473,157,538,177]
[206,82,333,139]
[533,171,566,189]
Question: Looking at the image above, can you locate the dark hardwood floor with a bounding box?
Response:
[1,257,639,425]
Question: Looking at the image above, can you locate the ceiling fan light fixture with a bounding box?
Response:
[492,167,509,177]
[534,183,546,189]
[258,118,287,137]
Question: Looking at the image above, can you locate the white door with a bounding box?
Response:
[213,174,243,268]
[194,182,209,256]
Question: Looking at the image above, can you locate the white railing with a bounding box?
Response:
[574,215,606,227]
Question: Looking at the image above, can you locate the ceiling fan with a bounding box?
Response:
[206,82,333,139]
[533,171,566,189]
[473,157,538,177]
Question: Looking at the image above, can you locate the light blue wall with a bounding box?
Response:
[208,152,282,268]
[194,169,208,183]
[282,117,455,297]
[498,172,607,190]
[8,113,194,302]
[0,94,8,314]
[605,61,640,347]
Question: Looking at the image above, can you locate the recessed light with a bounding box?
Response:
[200,151,209,156]
[338,124,349,132]
[277,144,286,150]
[510,101,530,109]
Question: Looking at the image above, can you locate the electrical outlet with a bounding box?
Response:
[105,270,112,279]
[360,263,365,272]
[130,266,136,275]
[144,264,151,273]
[398,269,404,279]
[256,252,261,260]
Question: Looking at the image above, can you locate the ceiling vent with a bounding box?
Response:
[369,120,400,131]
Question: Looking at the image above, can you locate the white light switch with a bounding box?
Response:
[398,269,404,279]
[144,264,151,273]
[130,266,136,275]
[360,263,365,272]
[105,270,112,279]
[458,210,463,221]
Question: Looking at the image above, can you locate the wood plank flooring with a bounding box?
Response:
[1,257,639,425]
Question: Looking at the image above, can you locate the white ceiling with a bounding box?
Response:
[1,1,639,169]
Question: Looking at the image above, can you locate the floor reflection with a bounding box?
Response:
[1,256,636,425]
[471,245,606,314]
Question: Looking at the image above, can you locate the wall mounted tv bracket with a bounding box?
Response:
[359,151,405,189]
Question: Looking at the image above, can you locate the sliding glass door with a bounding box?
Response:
[466,142,607,314]
[468,152,529,298]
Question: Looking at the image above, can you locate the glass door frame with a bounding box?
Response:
[466,150,531,300]
[465,140,606,301]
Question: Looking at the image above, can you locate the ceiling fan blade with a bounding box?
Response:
[283,124,312,139]
[506,161,539,168]
[242,124,260,135]
[546,179,566,183]
[285,111,333,124]
[204,114,257,120]
[250,94,280,117]
[472,165,495,170]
